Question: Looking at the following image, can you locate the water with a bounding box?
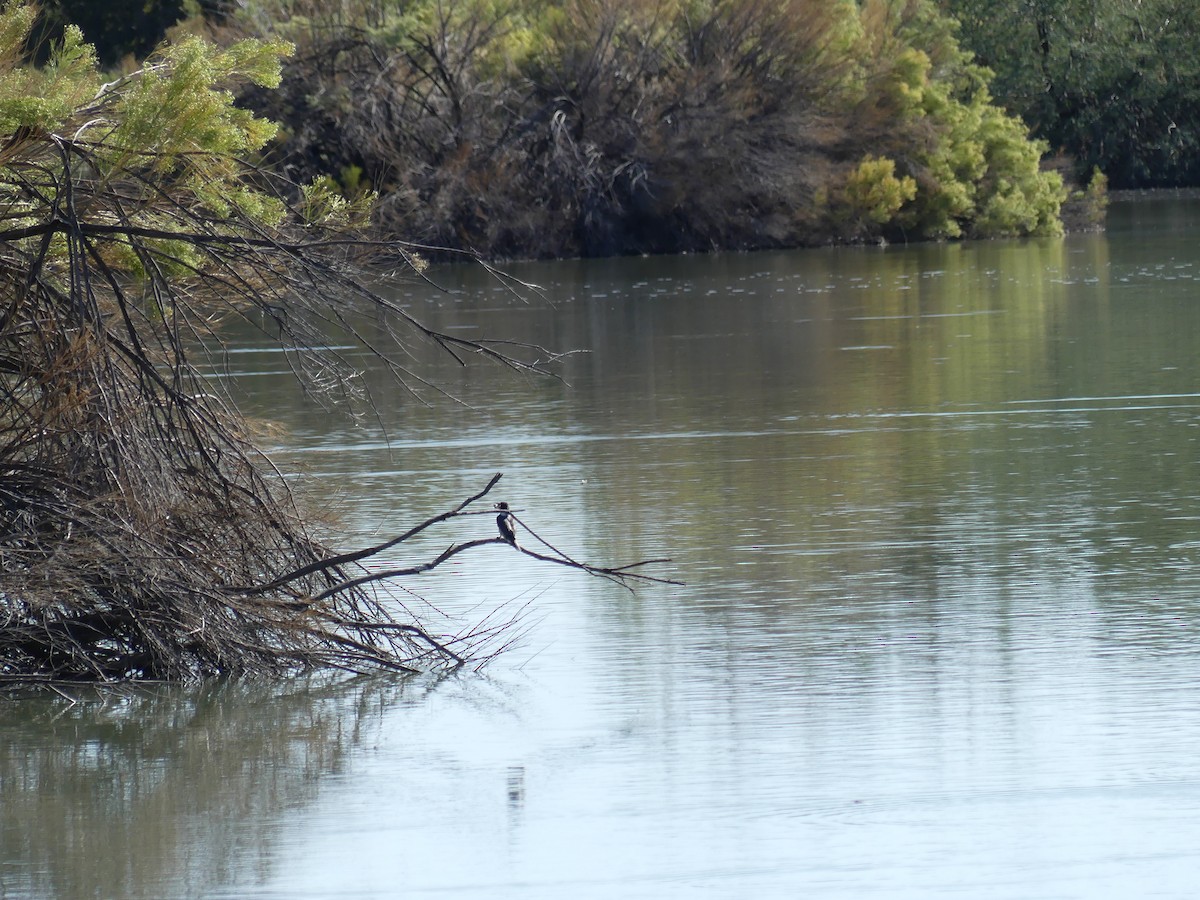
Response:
[6,198,1200,898]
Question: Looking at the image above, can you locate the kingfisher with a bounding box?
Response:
[495,502,519,548]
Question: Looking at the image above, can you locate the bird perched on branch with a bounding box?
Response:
[495,502,519,549]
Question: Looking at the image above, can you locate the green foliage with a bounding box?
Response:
[111,37,288,164]
[34,0,193,67]
[973,106,1064,237]
[1060,165,1109,231]
[945,0,1200,188]
[1080,167,1109,216]
[846,157,918,224]
[827,156,917,237]
[858,7,1065,240]
[0,3,330,284]
[376,0,543,78]
[0,14,97,133]
[225,0,1064,254]
[299,175,375,228]
[339,163,368,197]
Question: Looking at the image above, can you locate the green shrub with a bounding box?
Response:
[221,0,1065,256]
[827,156,917,239]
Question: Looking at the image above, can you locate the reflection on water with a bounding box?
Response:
[0,676,449,899]
[7,198,1200,898]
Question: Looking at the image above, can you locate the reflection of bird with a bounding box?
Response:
[506,766,526,807]
[495,502,519,548]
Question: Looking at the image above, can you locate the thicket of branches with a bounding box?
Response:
[216,0,1069,259]
[0,5,671,683]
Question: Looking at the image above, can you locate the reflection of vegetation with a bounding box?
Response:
[205,0,1065,257]
[481,236,1168,601]
[0,675,424,900]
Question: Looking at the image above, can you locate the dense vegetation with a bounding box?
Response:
[198,0,1069,258]
[944,0,1200,190]
[0,0,673,683]
[0,3,584,681]
[43,1,1200,196]
[32,0,200,65]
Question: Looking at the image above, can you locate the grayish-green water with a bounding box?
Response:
[6,198,1200,898]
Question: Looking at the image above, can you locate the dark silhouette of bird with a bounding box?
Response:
[495,502,519,548]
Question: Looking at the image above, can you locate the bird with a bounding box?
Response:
[495,502,519,548]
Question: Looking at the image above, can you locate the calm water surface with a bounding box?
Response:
[5,198,1200,898]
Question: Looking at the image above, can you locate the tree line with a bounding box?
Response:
[37,0,1095,259]
[943,0,1200,190]
[37,0,1197,254]
[217,0,1071,257]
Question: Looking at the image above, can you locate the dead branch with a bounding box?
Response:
[258,472,680,602]
[504,511,681,589]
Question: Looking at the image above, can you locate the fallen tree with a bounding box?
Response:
[0,6,674,683]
